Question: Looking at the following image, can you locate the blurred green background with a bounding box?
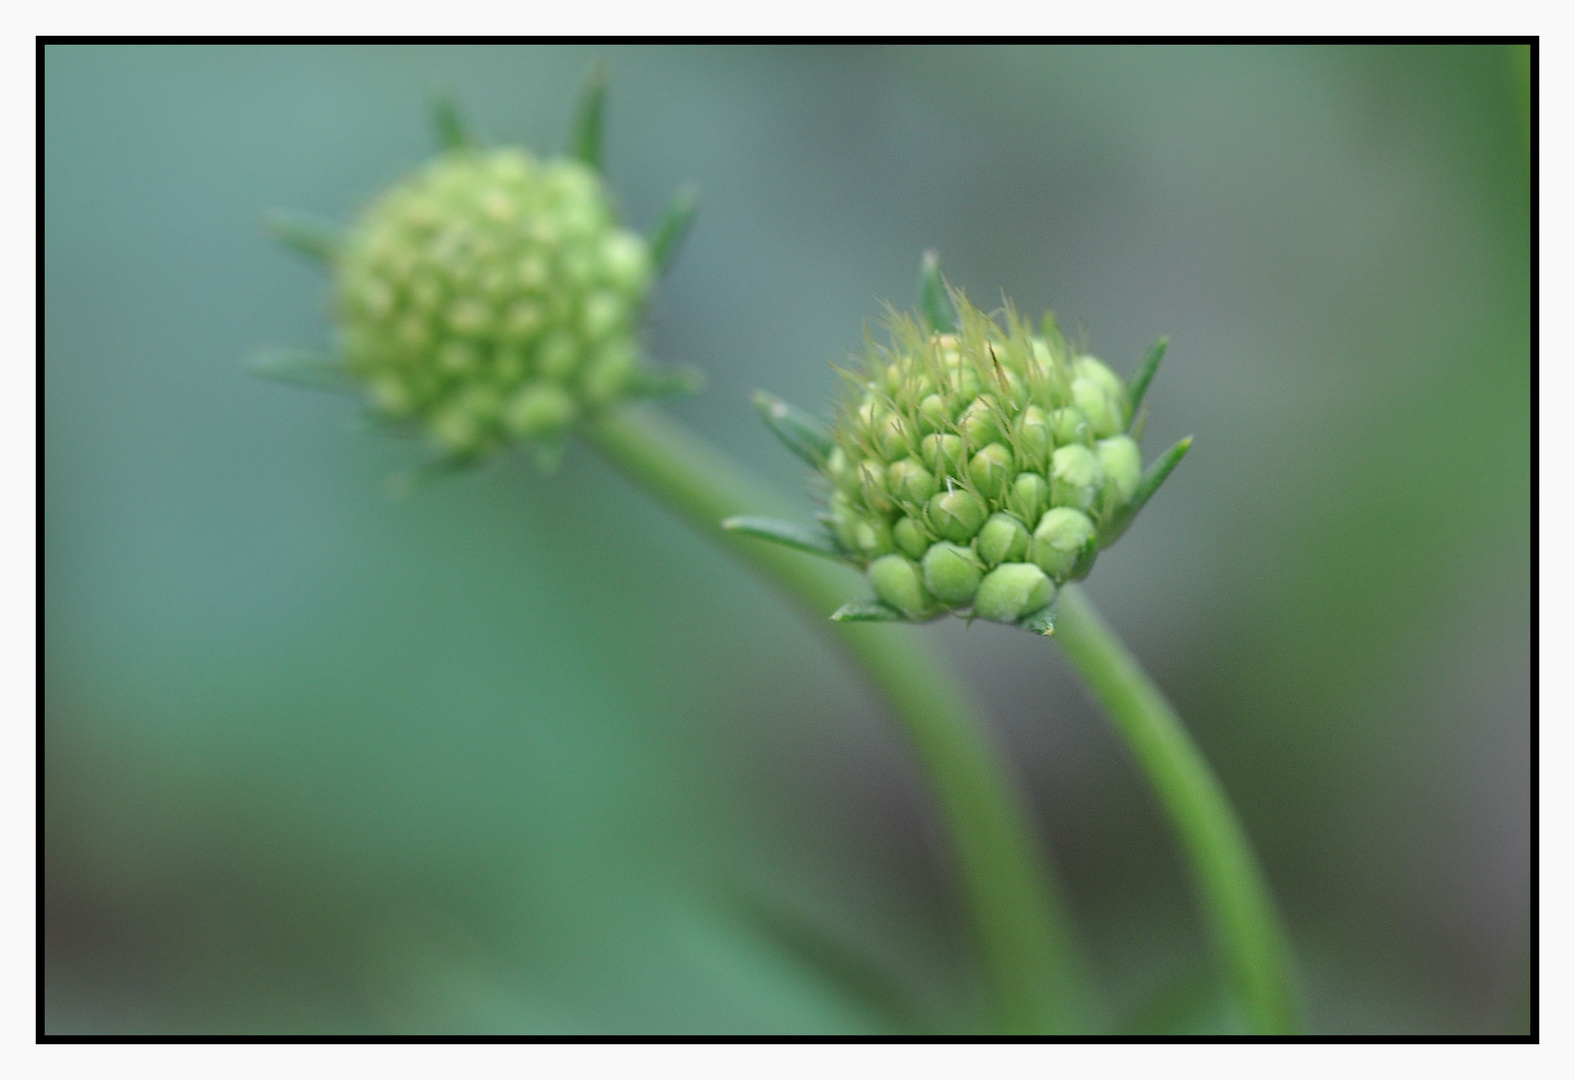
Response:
[43,44,1530,1035]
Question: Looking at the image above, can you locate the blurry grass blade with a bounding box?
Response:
[1127,337,1168,422]
[916,250,958,334]
[264,211,344,264]
[722,516,843,560]
[248,347,360,394]
[753,391,833,467]
[629,361,706,400]
[649,184,700,274]
[1100,436,1193,547]
[431,94,472,151]
[830,600,905,623]
[1020,604,1057,636]
[568,63,608,170]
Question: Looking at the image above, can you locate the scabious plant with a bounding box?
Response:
[727,259,1188,635]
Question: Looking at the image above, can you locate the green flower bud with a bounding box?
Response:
[957,396,1003,448]
[893,514,933,559]
[1096,434,1142,505]
[1014,405,1054,469]
[1051,406,1092,447]
[977,512,1030,568]
[887,457,937,505]
[1050,443,1105,512]
[926,488,988,543]
[1032,507,1099,582]
[920,433,968,479]
[968,443,1015,501]
[922,541,984,607]
[1006,472,1048,525]
[797,284,1184,627]
[868,554,934,620]
[333,147,662,457]
[973,563,1054,624]
[1071,377,1124,439]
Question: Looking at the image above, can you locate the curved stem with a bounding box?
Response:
[588,405,1094,1034]
[1052,585,1299,1034]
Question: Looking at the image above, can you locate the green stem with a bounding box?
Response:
[588,405,1094,1034]
[1052,585,1299,1034]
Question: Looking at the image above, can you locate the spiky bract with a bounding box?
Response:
[821,293,1140,625]
[335,148,654,458]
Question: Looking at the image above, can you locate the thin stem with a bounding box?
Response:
[587,405,1095,1034]
[1052,585,1299,1034]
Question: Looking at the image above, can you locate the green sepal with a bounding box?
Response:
[568,63,608,170]
[753,391,834,468]
[721,515,846,561]
[263,211,344,265]
[830,600,906,623]
[916,250,958,334]
[247,347,360,394]
[1127,336,1167,423]
[430,94,472,152]
[649,184,700,274]
[1019,603,1058,636]
[628,361,706,400]
[1099,435,1192,547]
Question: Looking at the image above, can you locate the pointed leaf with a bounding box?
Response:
[1127,336,1168,423]
[830,600,905,623]
[916,250,957,334]
[264,211,344,264]
[753,391,833,468]
[1020,604,1058,637]
[568,63,608,170]
[1100,436,1193,547]
[649,184,700,274]
[431,94,472,152]
[248,347,361,395]
[628,361,706,400]
[721,516,843,561]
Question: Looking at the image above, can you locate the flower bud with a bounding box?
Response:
[968,443,1015,501]
[857,458,892,513]
[893,514,932,559]
[1050,443,1106,512]
[973,563,1054,624]
[977,512,1030,568]
[1014,406,1054,469]
[868,554,934,620]
[1051,407,1091,447]
[1006,472,1048,525]
[1032,507,1098,582]
[847,514,895,559]
[875,411,911,461]
[1096,435,1142,506]
[1071,377,1124,439]
[922,542,984,606]
[887,457,937,505]
[957,396,1004,448]
[917,393,952,434]
[332,147,660,457]
[926,488,988,543]
[921,433,968,479]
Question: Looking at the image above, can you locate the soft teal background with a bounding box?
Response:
[44,44,1530,1034]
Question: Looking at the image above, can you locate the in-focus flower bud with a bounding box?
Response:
[921,433,968,479]
[926,488,988,543]
[1014,406,1054,469]
[868,554,934,620]
[1050,443,1106,512]
[922,541,984,606]
[1032,507,1098,582]
[977,512,1030,568]
[887,458,937,505]
[1071,377,1124,439]
[957,396,1004,448]
[1096,435,1142,506]
[1051,407,1091,447]
[968,443,1015,501]
[1007,472,1048,525]
[973,562,1054,623]
[875,411,911,461]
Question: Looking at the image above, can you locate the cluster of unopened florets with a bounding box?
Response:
[821,296,1141,626]
[335,148,653,457]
